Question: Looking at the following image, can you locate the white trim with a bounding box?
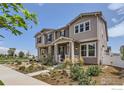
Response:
[74,20,91,34]
[80,42,96,58]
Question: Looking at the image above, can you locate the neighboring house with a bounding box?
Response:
[35,11,109,65]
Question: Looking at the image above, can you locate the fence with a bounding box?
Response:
[103,53,124,68]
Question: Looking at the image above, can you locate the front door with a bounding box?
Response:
[59,45,66,61]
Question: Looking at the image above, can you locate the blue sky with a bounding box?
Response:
[0,3,124,55]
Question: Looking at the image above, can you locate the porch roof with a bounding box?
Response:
[52,36,80,45]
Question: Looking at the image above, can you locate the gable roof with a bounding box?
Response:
[35,11,108,41]
[67,11,102,25]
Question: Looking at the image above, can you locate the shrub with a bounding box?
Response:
[0,80,4,85]
[41,54,56,66]
[86,65,102,76]
[79,56,84,66]
[64,57,72,68]
[70,64,96,85]
[27,65,34,71]
[18,66,25,72]
[54,63,66,69]
[16,61,22,65]
[78,73,96,85]
[70,64,84,80]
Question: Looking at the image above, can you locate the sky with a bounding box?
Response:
[0,3,124,55]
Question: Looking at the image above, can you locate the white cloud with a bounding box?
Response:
[37,3,44,6]
[111,18,118,23]
[0,47,28,55]
[0,47,8,54]
[108,3,124,15]
[108,4,124,37]
[108,21,124,37]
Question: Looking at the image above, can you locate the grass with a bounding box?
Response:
[0,57,29,64]
[0,80,4,85]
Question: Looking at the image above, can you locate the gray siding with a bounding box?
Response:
[69,16,97,41]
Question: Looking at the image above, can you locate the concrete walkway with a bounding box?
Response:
[0,65,48,85]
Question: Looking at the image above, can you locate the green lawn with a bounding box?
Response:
[0,57,29,64]
[0,80,4,85]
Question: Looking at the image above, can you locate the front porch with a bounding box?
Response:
[38,37,80,63]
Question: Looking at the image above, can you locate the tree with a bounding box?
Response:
[7,48,16,57]
[19,51,25,58]
[120,46,124,60]
[0,3,38,38]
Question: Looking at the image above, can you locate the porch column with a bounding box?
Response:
[54,44,58,62]
[38,48,41,59]
[71,41,74,63]
[42,35,45,44]
[48,46,52,55]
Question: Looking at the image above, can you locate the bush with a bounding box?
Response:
[0,80,4,85]
[54,63,66,69]
[27,65,34,71]
[64,57,72,68]
[18,66,25,71]
[70,64,84,80]
[41,54,56,66]
[86,66,102,76]
[78,73,96,85]
[70,64,96,85]
[79,57,84,66]
[16,61,22,65]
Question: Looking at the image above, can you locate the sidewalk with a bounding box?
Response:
[0,65,48,85]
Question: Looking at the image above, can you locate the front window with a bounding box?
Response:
[37,37,41,43]
[47,33,52,41]
[81,45,87,56]
[85,21,90,31]
[88,43,95,56]
[81,42,96,57]
[75,25,79,33]
[60,30,65,36]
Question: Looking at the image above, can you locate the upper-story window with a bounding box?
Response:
[80,23,84,32]
[85,21,90,31]
[37,37,42,43]
[47,33,52,42]
[74,20,90,34]
[60,30,65,36]
[75,25,79,33]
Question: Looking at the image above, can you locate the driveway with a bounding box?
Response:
[0,65,48,85]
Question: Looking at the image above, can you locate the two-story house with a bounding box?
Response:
[35,11,108,65]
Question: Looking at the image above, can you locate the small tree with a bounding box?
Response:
[19,51,25,58]
[120,46,124,60]
[7,48,16,57]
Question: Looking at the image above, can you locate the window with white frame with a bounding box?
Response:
[81,45,87,56]
[47,33,52,41]
[60,30,65,36]
[88,43,96,56]
[74,20,90,34]
[85,21,90,31]
[81,42,96,57]
[80,23,84,32]
[75,25,79,33]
